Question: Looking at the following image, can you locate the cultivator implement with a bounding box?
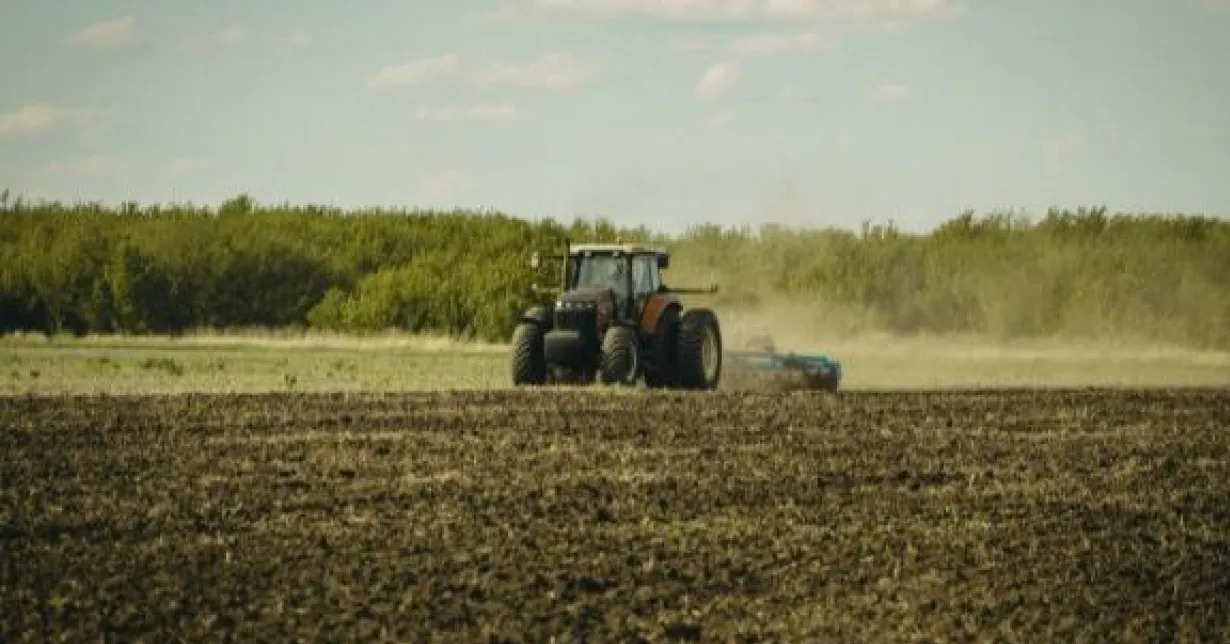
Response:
[726,336,843,392]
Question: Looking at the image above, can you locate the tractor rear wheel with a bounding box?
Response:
[599,325,640,386]
[511,321,547,385]
[675,308,721,390]
[644,306,680,388]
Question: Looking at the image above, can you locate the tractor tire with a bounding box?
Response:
[675,308,722,390]
[644,306,680,388]
[599,325,640,386]
[510,321,547,386]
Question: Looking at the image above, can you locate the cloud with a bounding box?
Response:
[730,31,839,56]
[869,82,910,102]
[695,62,741,100]
[671,29,840,58]
[365,54,462,89]
[273,31,315,48]
[69,17,135,48]
[0,104,97,138]
[469,54,588,89]
[419,172,466,201]
[48,156,128,177]
[365,53,589,90]
[493,0,963,24]
[516,0,756,19]
[1196,0,1230,10]
[779,86,818,103]
[179,25,311,52]
[176,25,250,52]
[766,0,963,22]
[409,104,520,122]
[669,34,715,53]
[212,26,248,46]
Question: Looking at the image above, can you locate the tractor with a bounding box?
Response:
[510,239,722,389]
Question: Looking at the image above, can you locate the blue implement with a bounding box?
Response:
[727,345,843,392]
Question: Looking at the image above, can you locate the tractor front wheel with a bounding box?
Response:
[599,325,640,386]
[675,309,721,390]
[511,321,547,385]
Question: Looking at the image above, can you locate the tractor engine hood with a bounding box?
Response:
[557,287,613,307]
[553,287,614,334]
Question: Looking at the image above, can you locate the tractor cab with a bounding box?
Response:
[561,243,668,321]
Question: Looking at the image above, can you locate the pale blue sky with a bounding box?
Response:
[1,0,1227,233]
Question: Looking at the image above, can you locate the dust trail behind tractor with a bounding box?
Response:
[724,335,843,392]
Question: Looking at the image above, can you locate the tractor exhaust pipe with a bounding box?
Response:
[530,237,571,296]
[560,237,570,292]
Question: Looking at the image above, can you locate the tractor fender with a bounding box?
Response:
[638,294,682,337]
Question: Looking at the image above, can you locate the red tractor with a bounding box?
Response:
[511,240,722,390]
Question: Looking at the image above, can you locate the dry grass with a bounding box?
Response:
[0,333,506,395]
[2,322,1228,396]
[0,328,507,353]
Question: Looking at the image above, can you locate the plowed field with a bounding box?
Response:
[3,389,1229,641]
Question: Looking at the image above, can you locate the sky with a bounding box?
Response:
[1,0,1228,233]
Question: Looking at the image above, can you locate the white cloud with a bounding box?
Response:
[694,62,741,100]
[410,104,520,122]
[176,25,250,52]
[365,54,462,89]
[763,0,962,21]
[0,104,96,138]
[730,31,838,56]
[49,156,128,177]
[69,17,135,48]
[482,0,753,21]
[672,29,839,57]
[779,86,818,103]
[212,25,248,46]
[274,31,315,48]
[468,54,588,89]
[869,82,910,102]
[669,34,715,53]
[366,53,589,90]
[496,0,963,23]
[419,172,466,201]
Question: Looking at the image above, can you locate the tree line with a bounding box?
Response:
[2,192,1227,348]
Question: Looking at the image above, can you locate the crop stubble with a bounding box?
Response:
[1,388,1228,641]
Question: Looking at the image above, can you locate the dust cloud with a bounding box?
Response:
[712,296,1230,391]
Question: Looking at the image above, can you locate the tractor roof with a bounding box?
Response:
[569,242,668,257]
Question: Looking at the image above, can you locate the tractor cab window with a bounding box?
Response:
[632,254,661,297]
[573,254,629,293]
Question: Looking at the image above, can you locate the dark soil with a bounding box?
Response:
[2,388,1228,641]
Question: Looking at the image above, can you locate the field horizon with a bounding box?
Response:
[3,325,1228,396]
